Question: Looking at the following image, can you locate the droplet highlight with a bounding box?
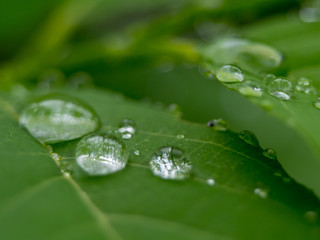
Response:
[267,78,293,100]
[207,178,215,186]
[263,148,277,160]
[216,65,244,83]
[150,146,192,180]
[76,134,128,176]
[254,188,268,198]
[19,94,99,143]
[118,119,136,140]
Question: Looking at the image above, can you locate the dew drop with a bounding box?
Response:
[207,178,215,186]
[296,77,317,95]
[262,148,277,160]
[60,161,73,176]
[38,69,65,90]
[238,80,263,97]
[216,65,244,83]
[76,134,128,176]
[67,72,93,89]
[19,94,99,143]
[239,130,259,147]
[207,118,228,131]
[51,152,62,162]
[254,188,268,198]
[149,146,192,180]
[314,97,320,110]
[134,150,141,157]
[263,74,276,84]
[176,134,185,139]
[267,78,293,100]
[305,211,318,223]
[118,119,136,140]
[299,1,320,23]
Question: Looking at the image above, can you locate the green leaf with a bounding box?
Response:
[0,88,320,240]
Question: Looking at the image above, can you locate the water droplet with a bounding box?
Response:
[274,172,282,177]
[283,177,292,183]
[134,150,141,156]
[38,69,65,90]
[207,178,215,186]
[76,134,128,176]
[300,1,320,23]
[239,130,259,147]
[67,72,93,89]
[60,161,73,176]
[262,148,277,160]
[267,78,293,100]
[263,74,276,84]
[118,119,136,140]
[296,77,317,95]
[51,152,62,162]
[167,104,182,117]
[149,146,192,180]
[314,97,320,110]
[238,80,263,97]
[254,188,268,198]
[207,118,228,131]
[216,65,244,83]
[305,211,318,223]
[19,94,99,143]
[176,134,185,139]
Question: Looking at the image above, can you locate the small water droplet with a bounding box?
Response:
[274,172,282,177]
[134,150,141,156]
[283,177,292,183]
[51,152,62,162]
[207,178,215,186]
[76,134,128,176]
[118,119,136,140]
[167,104,181,117]
[238,80,263,97]
[254,188,268,198]
[207,118,228,131]
[60,161,73,176]
[67,72,93,89]
[314,97,320,110]
[300,0,320,23]
[19,94,99,143]
[263,74,276,84]
[267,78,293,100]
[296,77,317,95]
[38,69,65,90]
[262,148,277,160]
[216,65,244,83]
[239,130,259,147]
[150,146,192,180]
[305,211,318,223]
[176,134,185,139]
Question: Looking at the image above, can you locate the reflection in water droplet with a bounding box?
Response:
[134,150,141,156]
[207,118,228,131]
[305,211,318,223]
[267,78,293,100]
[19,95,99,143]
[296,77,317,95]
[76,134,128,176]
[118,119,136,140]
[176,134,185,139]
[238,80,262,97]
[67,72,93,89]
[239,130,259,147]
[263,148,277,160]
[150,146,192,180]
[207,178,215,186]
[254,188,268,198]
[216,65,244,83]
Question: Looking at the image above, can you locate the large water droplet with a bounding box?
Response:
[207,118,228,131]
[296,77,317,95]
[267,78,293,100]
[238,80,262,97]
[254,188,268,198]
[239,130,259,147]
[19,95,99,143]
[216,65,244,83]
[76,134,128,176]
[206,38,282,73]
[118,119,136,140]
[150,146,192,180]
